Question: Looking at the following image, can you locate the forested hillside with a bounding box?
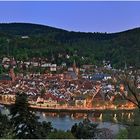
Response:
[0,23,139,68]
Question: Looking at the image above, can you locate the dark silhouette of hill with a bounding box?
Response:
[0,23,139,68]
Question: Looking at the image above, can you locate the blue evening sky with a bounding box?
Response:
[0,1,140,33]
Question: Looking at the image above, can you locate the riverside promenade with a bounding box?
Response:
[0,100,136,113]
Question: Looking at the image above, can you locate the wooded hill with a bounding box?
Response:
[0,23,139,68]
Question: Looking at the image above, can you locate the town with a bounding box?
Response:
[0,56,138,110]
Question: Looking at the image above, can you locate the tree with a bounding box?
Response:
[47,130,75,139]
[127,125,140,139]
[10,92,52,139]
[116,128,128,139]
[37,121,53,138]
[40,87,46,98]
[0,23,140,68]
[0,64,3,74]
[0,112,14,138]
[71,119,98,139]
[10,93,40,138]
[115,112,140,139]
[118,70,140,110]
[116,70,140,139]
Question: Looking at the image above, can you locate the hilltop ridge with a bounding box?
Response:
[0,23,139,68]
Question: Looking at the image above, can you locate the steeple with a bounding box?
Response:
[9,64,15,83]
[73,59,76,70]
[73,60,79,76]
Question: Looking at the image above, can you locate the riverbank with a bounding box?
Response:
[0,105,127,136]
[0,101,136,113]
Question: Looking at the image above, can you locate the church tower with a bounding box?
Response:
[73,60,79,76]
[73,60,76,71]
[9,65,15,83]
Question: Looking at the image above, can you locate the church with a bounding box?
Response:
[64,60,79,80]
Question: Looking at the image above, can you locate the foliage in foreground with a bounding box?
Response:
[0,112,14,138]
[71,118,98,139]
[116,111,140,139]
[1,92,140,139]
[10,92,52,139]
[116,129,128,139]
[47,130,75,139]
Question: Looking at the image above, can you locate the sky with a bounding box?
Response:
[0,1,140,33]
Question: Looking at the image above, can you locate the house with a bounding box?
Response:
[24,62,31,67]
[42,93,59,107]
[81,74,89,79]
[31,62,39,67]
[43,97,58,107]
[103,74,112,80]
[92,91,104,101]
[75,96,86,107]
[64,71,78,80]
[2,57,10,63]
[83,65,94,70]
[90,74,111,81]
[21,36,29,39]
[61,62,66,67]
[0,75,12,85]
[81,81,93,90]
[3,64,9,69]
[41,63,51,68]
[90,74,104,81]
[68,67,73,71]
[104,91,115,101]
[50,64,57,72]
[0,94,15,103]
[36,96,44,104]
[2,57,17,69]
[66,54,70,59]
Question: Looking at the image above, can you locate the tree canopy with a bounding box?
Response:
[10,92,52,139]
[0,23,139,68]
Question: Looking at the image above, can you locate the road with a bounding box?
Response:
[0,100,136,113]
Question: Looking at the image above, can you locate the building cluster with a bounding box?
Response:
[0,57,138,109]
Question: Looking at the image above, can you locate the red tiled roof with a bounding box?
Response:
[82,81,93,89]
[42,93,66,102]
[43,93,58,101]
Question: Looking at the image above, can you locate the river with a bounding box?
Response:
[1,106,134,135]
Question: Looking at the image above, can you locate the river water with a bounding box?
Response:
[1,106,133,135]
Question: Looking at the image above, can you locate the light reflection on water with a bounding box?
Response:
[1,106,134,133]
[36,111,134,133]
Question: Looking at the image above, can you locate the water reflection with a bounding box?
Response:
[128,113,131,120]
[36,111,132,132]
[1,106,135,131]
[38,110,134,125]
[113,114,118,123]
[99,113,103,121]
[121,112,124,119]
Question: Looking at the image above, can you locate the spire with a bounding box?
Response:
[73,59,76,69]
[9,60,15,83]
[73,59,79,76]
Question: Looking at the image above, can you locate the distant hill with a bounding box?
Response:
[0,23,139,68]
